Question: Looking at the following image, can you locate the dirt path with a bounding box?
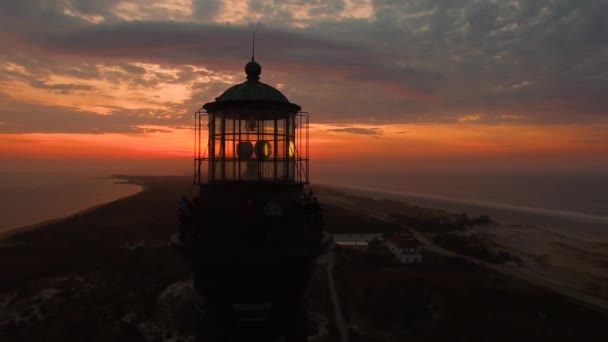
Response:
[320,194,608,314]
[327,243,350,342]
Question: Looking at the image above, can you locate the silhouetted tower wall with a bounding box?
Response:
[175,57,323,341]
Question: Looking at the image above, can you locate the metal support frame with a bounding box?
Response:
[194,109,309,185]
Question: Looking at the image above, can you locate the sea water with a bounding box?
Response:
[316,170,608,224]
[2,170,606,235]
[0,172,142,234]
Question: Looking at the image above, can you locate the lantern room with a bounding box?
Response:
[177,54,324,341]
[194,58,309,185]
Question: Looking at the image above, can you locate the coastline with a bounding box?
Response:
[0,178,146,240]
[319,182,608,224]
[317,183,608,242]
[314,184,608,311]
[0,175,192,340]
[0,175,606,341]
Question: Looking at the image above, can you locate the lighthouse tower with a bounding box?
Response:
[174,55,324,341]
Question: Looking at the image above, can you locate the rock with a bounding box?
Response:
[38,288,61,301]
[120,311,140,339]
[1,317,20,332]
[156,280,202,334]
[136,280,204,341]
[121,240,146,251]
[121,311,137,324]
[0,293,16,309]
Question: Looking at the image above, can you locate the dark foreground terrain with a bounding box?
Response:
[0,176,193,341]
[332,246,608,341]
[0,176,606,341]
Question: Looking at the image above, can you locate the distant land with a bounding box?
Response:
[0,173,143,234]
[0,176,607,341]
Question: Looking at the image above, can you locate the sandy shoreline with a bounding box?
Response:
[0,179,146,240]
[319,183,608,223]
[4,179,605,293]
[0,175,606,341]
[319,183,608,241]
[314,184,608,311]
[0,175,192,341]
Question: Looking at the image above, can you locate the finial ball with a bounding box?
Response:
[245,60,261,81]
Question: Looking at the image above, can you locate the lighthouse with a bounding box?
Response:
[173,54,324,341]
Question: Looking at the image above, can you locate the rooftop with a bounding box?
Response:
[213,59,289,104]
[388,236,422,249]
[203,58,301,114]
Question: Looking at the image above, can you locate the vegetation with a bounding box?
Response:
[0,176,191,341]
[332,246,608,342]
[433,233,522,264]
[392,212,492,233]
[322,205,401,234]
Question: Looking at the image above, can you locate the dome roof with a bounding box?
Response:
[203,58,302,114]
[216,80,289,103]
[214,59,289,103]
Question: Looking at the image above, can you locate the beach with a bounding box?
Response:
[315,184,608,311]
[0,176,607,341]
[0,176,193,341]
[0,173,144,235]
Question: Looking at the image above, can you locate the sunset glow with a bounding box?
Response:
[1,0,607,174]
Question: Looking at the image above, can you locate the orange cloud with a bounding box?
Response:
[310,123,608,160]
[0,128,192,159]
[2,122,607,174]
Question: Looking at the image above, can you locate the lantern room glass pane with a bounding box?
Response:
[214,138,223,158]
[208,114,299,183]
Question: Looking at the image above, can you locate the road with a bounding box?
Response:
[400,215,608,313]
[321,195,608,314]
[327,242,350,342]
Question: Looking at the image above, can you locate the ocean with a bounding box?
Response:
[0,172,142,234]
[315,170,608,225]
[1,170,606,236]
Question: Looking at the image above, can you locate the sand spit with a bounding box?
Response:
[0,176,192,341]
[0,178,145,240]
[0,176,606,341]
[315,185,608,311]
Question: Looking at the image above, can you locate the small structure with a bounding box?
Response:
[333,233,383,251]
[335,240,369,251]
[386,235,423,264]
[333,233,383,243]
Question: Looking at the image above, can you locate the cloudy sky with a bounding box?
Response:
[1,0,607,175]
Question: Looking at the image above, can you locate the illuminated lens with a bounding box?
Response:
[236,141,253,159]
[255,140,272,159]
[288,141,295,157]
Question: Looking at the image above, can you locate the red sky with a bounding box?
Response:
[1,0,607,175]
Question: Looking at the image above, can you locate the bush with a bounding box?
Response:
[433,233,520,264]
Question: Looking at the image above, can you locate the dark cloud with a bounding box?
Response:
[117,63,147,75]
[26,20,365,75]
[66,0,123,17]
[143,128,174,134]
[192,0,223,20]
[307,0,346,17]
[0,0,607,134]
[29,80,96,94]
[0,94,183,134]
[327,127,382,135]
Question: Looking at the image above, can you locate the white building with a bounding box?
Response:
[386,236,423,264]
[334,240,369,251]
[332,233,384,251]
